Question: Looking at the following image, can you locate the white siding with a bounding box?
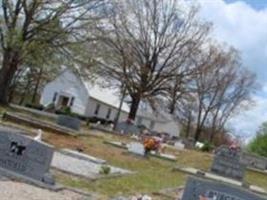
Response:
[85,98,128,121]
[40,70,89,116]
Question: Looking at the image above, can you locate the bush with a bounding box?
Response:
[87,116,113,125]
[55,106,78,118]
[248,133,267,156]
[248,122,267,157]
[25,103,44,110]
[201,141,214,152]
[45,103,55,110]
[99,165,111,175]
[63,106,72,115]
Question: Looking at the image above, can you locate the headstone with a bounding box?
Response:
[183,137,195,149]
[210,145,245,181]
[57,115,81,130]
[115,122,140,135]
[241,152,267,171]
[182,176,267,200]
[174,141,185,150]
[127,142,145,156]
[0,126,55,186]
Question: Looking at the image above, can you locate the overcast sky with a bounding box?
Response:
[197,0,267,140]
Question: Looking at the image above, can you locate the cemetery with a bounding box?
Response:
[1,0,267,199]
[0,105,265,200]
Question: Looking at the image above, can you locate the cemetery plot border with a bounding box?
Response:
[2,112,79,136]
[51,151,133,181]
[104,140,177,161]
[103,141,128,149]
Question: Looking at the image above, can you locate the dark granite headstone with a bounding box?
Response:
[0,126,55,186]
[211,145,245,181]
[182,176,267,200]
[57,115,81,130]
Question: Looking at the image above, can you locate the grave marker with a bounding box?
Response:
[241,152,267,171]
[210,145,245,181]
[182,176,267,200]
[0,126,55,186]
[57,115,81,131]
[127,142,145,156]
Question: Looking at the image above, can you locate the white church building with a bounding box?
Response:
[40,69,180,137]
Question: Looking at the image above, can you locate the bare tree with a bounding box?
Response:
[191,44,256,142]
[0,0,104,104]
[94,0,210,120]
[208,67,256,142]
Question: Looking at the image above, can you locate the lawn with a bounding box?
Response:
[0,105,267,199]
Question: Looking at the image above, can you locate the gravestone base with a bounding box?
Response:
[122,151,149,159]
[0,167,63,191]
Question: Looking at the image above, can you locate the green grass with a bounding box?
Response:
[246,170,267,188]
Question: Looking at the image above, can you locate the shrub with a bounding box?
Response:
[99,165,111,175]
[201,141,214,152]
[25,103,44,110]
[45,103,55,110]
[63,106,72,115]
[248,123,267,157]
[249,137,267,157]
[56,106,79,118]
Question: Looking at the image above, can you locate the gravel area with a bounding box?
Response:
[0,181,89,200]
[52,151,131,179]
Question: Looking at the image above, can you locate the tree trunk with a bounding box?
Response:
[0,51,20,105]
[19,78,31,105]
[185,113,192,138]
[113,84,127,130]
[169,99,176,114]
[31,68,43,104]
[209,122,217,143]
[209,131,216,143]
[8,86,16,103]
[194,127,201,142]
[128,95,141,120]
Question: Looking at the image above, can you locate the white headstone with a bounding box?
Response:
[127,142,145,156]
[174,141,185,150]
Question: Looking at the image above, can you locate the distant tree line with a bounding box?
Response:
[0,0,257,143]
